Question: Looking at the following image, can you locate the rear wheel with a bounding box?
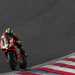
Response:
[19,51,27,70]
[19,59,27,70]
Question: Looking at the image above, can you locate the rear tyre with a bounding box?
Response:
[19,59,27,70]
[19,52,27,70]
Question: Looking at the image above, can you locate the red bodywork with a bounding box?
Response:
[0,38,21,63]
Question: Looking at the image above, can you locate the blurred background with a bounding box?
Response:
[0,0,75,73]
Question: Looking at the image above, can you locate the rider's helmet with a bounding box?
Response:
[5,27,14,37]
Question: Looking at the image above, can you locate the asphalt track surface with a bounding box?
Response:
[0,52,75,75]
[0,0,75,73]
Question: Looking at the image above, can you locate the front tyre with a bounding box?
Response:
[8,51,17,70]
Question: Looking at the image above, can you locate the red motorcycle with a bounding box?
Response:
[0,38,27,70]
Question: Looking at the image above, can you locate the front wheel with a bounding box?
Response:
[8,51,17,70]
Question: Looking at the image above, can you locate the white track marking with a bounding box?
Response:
[55,60,75,66]
[42,65,75,74]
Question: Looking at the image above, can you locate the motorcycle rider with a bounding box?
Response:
[0,27,27,60]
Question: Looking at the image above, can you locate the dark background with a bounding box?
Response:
[0,0,75,73]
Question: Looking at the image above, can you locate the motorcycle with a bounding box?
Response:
[0,38,27,70]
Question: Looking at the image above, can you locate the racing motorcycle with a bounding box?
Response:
[0,38,27,70]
